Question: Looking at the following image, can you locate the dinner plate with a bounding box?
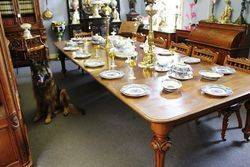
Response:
[162,79,182,92]
[63,47,79,51]
[211,66,236,75]
[100,70,124,80]
[155,48,172,56]
[181,57,201,64]
[199,70,224,81]
[115,51,138,59]
[168,72,193,81]
[201,84,233,97]
[120,84,151,97]
[73,51,91,59]
[84,59,105,68]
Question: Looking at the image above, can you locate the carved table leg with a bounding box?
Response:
[151,123,172,167]
[58,51,67,75]
[243,100,250,141]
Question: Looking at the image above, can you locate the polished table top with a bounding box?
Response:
[54,41,250,123]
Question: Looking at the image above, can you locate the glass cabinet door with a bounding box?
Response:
[17,0,36,23]
[0,0,16,26]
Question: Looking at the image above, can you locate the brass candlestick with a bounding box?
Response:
[138,4,157,69]
[102,3,112,68]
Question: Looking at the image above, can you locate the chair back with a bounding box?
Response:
[118,21,140,37]
[154,37,167,48]
[191,47,218,64]
[224,55,250,73]
[73,31,92,38]
[132,33,146,42]
[170,41,192,56]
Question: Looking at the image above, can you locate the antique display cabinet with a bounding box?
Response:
[0,0,47,67]
[0,13,32,167]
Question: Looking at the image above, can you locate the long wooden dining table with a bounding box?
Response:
[54,40,250,167]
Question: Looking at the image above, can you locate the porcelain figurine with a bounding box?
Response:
[71,0,80,24]
[219,0,233,24]
[21,23,32,39]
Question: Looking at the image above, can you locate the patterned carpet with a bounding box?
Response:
[16,60,250,167]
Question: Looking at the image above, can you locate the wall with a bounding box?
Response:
[39,0,144,56]
[182,0,250,28]
[41,0,250,56]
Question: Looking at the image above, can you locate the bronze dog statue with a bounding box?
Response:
[30,60,80,124]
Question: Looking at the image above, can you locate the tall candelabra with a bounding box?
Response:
[138,4,157,69]
[102,3,112,68]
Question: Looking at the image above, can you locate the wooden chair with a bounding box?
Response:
[191,47,219,64]
[118,21,140,38]
[132,33,146,43]
[170,41,192,56]
[219,56,250,141]
[154,37,167,48]
[73,31,93,38]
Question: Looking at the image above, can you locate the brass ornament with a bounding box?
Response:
[139,4,157,69]
[219,0,233,24]
[42,0,53,20]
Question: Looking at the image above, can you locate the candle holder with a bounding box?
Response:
[102,3,112,68]
[138,4,157,69]
[128,59,137,80]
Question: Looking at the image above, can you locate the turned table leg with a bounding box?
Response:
[151,123,172,167]
[243,100,250,141]
[58,52,67,75]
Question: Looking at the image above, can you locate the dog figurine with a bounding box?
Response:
[30,60,80,124]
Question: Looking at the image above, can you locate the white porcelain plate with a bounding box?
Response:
[201,84,233,97]
[73,51,91,59]
[84,59,105,68]
[211,66,236,75]
[100,70,124,80]
[120,84,151,97]
[63,47,79,51]
[155,48,172,56]
[115,51,138,59]
[168,72,193,81]
[162,79,182,92]
[181,57,201,64]
[199,70,224,81]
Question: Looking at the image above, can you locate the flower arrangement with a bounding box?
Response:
[184,2,197,30]
[51,21,66,41]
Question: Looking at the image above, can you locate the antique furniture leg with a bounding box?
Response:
[151,123,172,167]
[243,100,250,141]
[221,111,232,141]
[58,51,67,74]
[221,104,242,141]
[235,110,243,128]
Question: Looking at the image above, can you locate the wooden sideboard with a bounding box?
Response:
[187,21,250,65]
[175,29,191,43]
[0,14,32,167]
